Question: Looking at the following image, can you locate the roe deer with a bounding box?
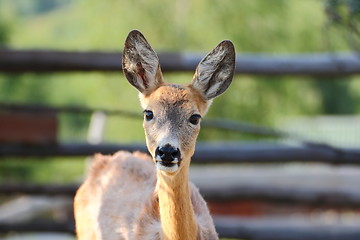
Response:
[74,30,235,240]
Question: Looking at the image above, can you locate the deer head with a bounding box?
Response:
[122,30,235,175]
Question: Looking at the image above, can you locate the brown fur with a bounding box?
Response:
[156,164,198,240]
[74,151,218,240]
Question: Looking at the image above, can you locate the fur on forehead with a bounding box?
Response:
[139,84,211,115]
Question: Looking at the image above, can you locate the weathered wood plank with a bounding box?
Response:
[0,112,57,145]
[0,221,75,234]
[1,143,359,165]
[1,49,360,76]
[1,217,360,240]
[2,180,360,207]
[214,216,360,240]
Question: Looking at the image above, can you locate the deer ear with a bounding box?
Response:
[191,40,235,100]
[122,30,163,95]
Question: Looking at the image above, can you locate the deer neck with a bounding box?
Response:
[156,161,198,240]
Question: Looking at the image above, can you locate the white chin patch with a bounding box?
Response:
[156,162,179,173]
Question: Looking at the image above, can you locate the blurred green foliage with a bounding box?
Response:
[325,0,360,51]
[0,21,8,45]
[0,0,359,182]
[0,157,85,183]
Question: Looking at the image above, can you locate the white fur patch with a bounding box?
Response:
[155,154,179,173]
[156,162,179,173]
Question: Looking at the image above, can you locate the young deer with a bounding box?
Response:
[74,30,235,240]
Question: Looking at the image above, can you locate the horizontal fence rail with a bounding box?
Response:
[0,102,141,118]
[1,217,360,240]
[0,221,75,234]
[1,49,360,76]
[2,182,360,207]
[213,217,360,240]
[1,143,360,165]
[200,183,360,207]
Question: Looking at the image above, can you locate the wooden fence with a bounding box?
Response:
[1,49,360,240]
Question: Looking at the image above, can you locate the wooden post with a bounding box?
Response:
[0,111,57,145]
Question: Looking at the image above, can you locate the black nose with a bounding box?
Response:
[155,144,180,162]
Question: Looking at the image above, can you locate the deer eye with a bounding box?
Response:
[189,114,201,125]
[144,110,154,121]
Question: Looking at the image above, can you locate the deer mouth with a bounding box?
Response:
[155,157,181,173]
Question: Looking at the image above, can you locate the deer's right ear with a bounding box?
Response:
[122,30,163,95]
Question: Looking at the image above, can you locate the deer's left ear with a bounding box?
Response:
[122,30,164,95]
[191,40,235,100]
